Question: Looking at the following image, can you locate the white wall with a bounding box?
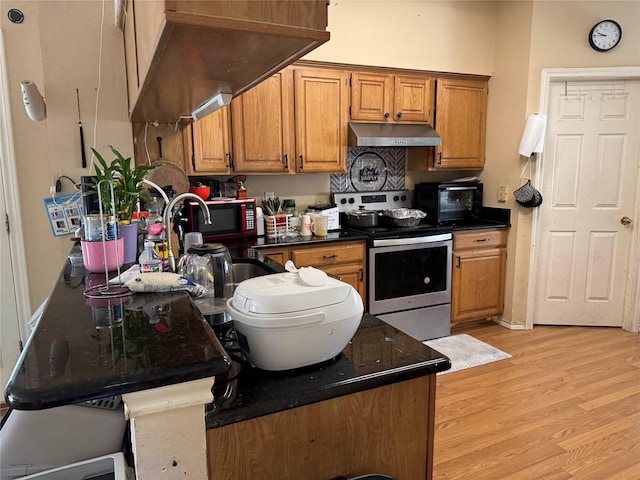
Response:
[2,0,132,312]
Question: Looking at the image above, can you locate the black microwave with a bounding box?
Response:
[184,198,257,241]
[414,181,483,224]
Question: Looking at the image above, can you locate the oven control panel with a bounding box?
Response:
[333,190,411,212]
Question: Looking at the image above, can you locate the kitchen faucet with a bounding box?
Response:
[163,193,211,272]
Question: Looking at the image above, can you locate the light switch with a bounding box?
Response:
[498,185,508,202]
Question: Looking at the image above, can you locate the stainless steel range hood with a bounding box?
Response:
[348,122,441,147]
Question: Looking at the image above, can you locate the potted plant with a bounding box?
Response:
[88,145,156,264]
[90,145,155,224]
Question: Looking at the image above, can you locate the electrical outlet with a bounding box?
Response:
[498,185,508,202]
[264,191,275,200]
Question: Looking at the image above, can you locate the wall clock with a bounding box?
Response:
[588,19,622,52]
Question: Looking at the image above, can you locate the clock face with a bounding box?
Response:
[589,20,622,52]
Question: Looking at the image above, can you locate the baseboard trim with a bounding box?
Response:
[493,317,529,330]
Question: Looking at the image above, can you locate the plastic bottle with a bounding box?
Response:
[146,223,170,271]
[139,240,162,273]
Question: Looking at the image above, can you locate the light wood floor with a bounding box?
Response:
[433,322,640,480]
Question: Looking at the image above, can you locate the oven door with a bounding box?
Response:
[438,185,481,222]
[368,233,452,315]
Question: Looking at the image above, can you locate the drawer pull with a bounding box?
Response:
[476,238,489,243]
[323,254,338,259]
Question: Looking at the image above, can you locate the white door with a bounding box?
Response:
[533,79,639,326]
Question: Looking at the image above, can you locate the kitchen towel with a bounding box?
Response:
[423,334,511,374]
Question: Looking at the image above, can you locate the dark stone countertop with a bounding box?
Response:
[206,313,451,429]
[4,237,452,418]
[4,250,231,410]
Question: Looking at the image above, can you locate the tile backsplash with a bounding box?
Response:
[330,147,405,193]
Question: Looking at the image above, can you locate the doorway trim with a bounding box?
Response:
[0,29,31,340]
[526,66,640,332]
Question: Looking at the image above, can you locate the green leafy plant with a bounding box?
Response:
[90,145,155,223]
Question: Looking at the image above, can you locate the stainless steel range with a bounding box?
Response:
[334,190,452,341]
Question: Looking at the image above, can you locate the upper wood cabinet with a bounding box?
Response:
[432,78,488,169]
[189,67,349,175]
[350,72,434,124]
[294,68,350,173]
[186,106,232,174]
[123,0,329,123]
[231,69,295,174]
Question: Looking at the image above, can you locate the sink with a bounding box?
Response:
[232,259,276,285]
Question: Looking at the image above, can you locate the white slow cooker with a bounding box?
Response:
[226,268,363,371]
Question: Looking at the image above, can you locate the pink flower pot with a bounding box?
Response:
[81,238,125,273]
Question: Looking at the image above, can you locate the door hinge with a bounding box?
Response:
[4,213,9,234]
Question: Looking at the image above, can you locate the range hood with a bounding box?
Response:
[348,122,441,147]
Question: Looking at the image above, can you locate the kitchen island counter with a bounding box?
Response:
[207,313,450,428]
[205,314,449,480]
[4,252,232,411]
[5,245,450,480]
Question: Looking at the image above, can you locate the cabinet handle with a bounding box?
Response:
[225,153,231,168]
[476,238,489,243]
[299,155,304,170]
[284,154,289,170]
[323,254,338,259]
[396,112,402,118]
[456,256,461,268]
[384,112,390,118]
[359,268,364,282]
[437,152,442,165]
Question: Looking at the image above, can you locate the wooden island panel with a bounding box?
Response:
[206,376,435,480]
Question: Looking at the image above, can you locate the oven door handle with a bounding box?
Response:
[372,233,452,247]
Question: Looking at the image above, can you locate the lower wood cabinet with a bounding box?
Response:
[206,376,435,480]
[452,228,507,325]
[256,240,366,301]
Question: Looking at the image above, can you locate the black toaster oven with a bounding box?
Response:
[414,181,483,224]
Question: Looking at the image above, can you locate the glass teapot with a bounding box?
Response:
[177,243,234,324]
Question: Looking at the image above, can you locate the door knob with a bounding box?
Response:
[621,216,632,225]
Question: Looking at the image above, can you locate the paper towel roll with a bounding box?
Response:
[518,114,547,157]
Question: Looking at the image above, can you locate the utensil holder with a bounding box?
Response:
[265,214,290,238]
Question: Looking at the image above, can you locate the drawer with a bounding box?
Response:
[291,242,365,267]
[453,229,507,250]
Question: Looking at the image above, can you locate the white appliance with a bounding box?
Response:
[18,453,131,479]
[226,269,363,370]
[0,403,127,479]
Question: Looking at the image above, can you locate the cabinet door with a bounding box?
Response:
[321,264,366,303]
[394,75,434,123]
[231,69,295,173]
[290,241,366,300]
[350,73,434,124]
[433,78,487,170]
[260,248,290,266]
[452,247,506,324]
[190,107,232,174]
[294,68,349,173]
[350,72,393,121]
